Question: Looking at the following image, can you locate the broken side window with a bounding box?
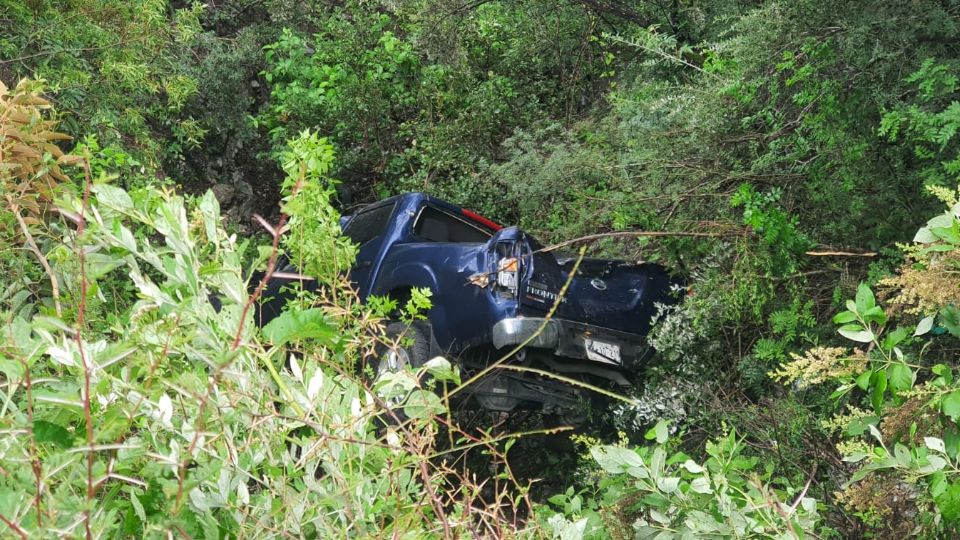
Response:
[414,206,492,243]
[343,202,395,246]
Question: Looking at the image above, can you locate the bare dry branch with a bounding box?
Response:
[537,229,733,253]
[805,250,877,257]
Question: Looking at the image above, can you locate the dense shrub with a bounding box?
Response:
[0,98,533,536]
[6,0,960,537]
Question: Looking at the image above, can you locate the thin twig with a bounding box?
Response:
[76,160,94,540]
[538,229,730,253]
[789,463,817,513]
[24,355,43,526]
[805,250,877,257]
[0,512,27,540]
[6,196,62,317]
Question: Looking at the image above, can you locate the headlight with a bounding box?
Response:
[497,257,518,292]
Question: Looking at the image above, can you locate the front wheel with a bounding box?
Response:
[369,321,433,417]
[374,320,432,374]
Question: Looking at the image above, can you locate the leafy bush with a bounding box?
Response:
[0,110,532,536]
[772,185,960,536]
[543,422,822,539]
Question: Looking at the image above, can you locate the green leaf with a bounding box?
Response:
[0,356,25,379]
[893,443,912,467]
[846,415,878,437]
[930,471,948,498]
[927,213,954,229]
[645,420,670,444]
[261,307,336,347]
[422,356,459,383]
[640,493,671,509]
[888,363,913,392]
[936,482,960,523]
[915,315,935,336]
[832,311,858,324]
[855,283,876,314]
[843,452,870,463]
[922,243,956,253]
[925,437,946,454]
[839,325,874,343]
[862,306,887,326]
[829,383,854,400]
[198,190,221,244]
[931,225,960,244]
[93,183,134,212]
[33,420,73,448]
[402,389,444,419]
[942,391,960,421]
[84,252,123,280]
[914,226,937,243]
[882,327,909,351]
[940,306,960,338]
[946,426,960,460]
[592,445,645,475]
[856,370,873,391]
[933,364,955,386]
[871,370,887,411]
[656,477,680,493]
[689,477,712,494]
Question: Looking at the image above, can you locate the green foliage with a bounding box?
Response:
[544,423,821,538]
[0,0,204,170]
[0,127,529,537]
[8,0,960,536]
[257,0,620,199]
[278,130,356,280]
[769,192,960,536]
[731,184,812,275]
[880,59,960,188]
[741,299,816,393]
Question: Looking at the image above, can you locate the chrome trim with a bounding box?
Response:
[491,318,559,349]
[590,278,607,291]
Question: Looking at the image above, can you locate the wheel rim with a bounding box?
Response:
[376,345,410,407]
[378,346,409,377]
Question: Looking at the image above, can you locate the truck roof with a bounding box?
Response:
[344,192,502,232]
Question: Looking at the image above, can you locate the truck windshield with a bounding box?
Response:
[414,206,492,243]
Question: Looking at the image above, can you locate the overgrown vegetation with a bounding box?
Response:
[3,0,960,537]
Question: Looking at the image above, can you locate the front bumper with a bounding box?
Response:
[491,317,651,370]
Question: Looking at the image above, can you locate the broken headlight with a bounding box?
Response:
[497,257,519,293]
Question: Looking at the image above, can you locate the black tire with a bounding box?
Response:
[374,320,432,374]
[369,320,433,423]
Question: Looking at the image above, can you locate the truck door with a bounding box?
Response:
[342,202,397,299]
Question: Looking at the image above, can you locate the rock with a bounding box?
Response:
[211,183,236,205]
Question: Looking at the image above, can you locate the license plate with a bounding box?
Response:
[585,339,621,364]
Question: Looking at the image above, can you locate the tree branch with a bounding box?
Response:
[537,229,734,253]
[804,250,877,257]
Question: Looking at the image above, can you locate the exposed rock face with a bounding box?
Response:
[211,183,236,206]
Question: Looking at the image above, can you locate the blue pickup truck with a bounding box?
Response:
[263,192,682,415]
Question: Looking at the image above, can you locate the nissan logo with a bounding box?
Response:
[590,278,607,291]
